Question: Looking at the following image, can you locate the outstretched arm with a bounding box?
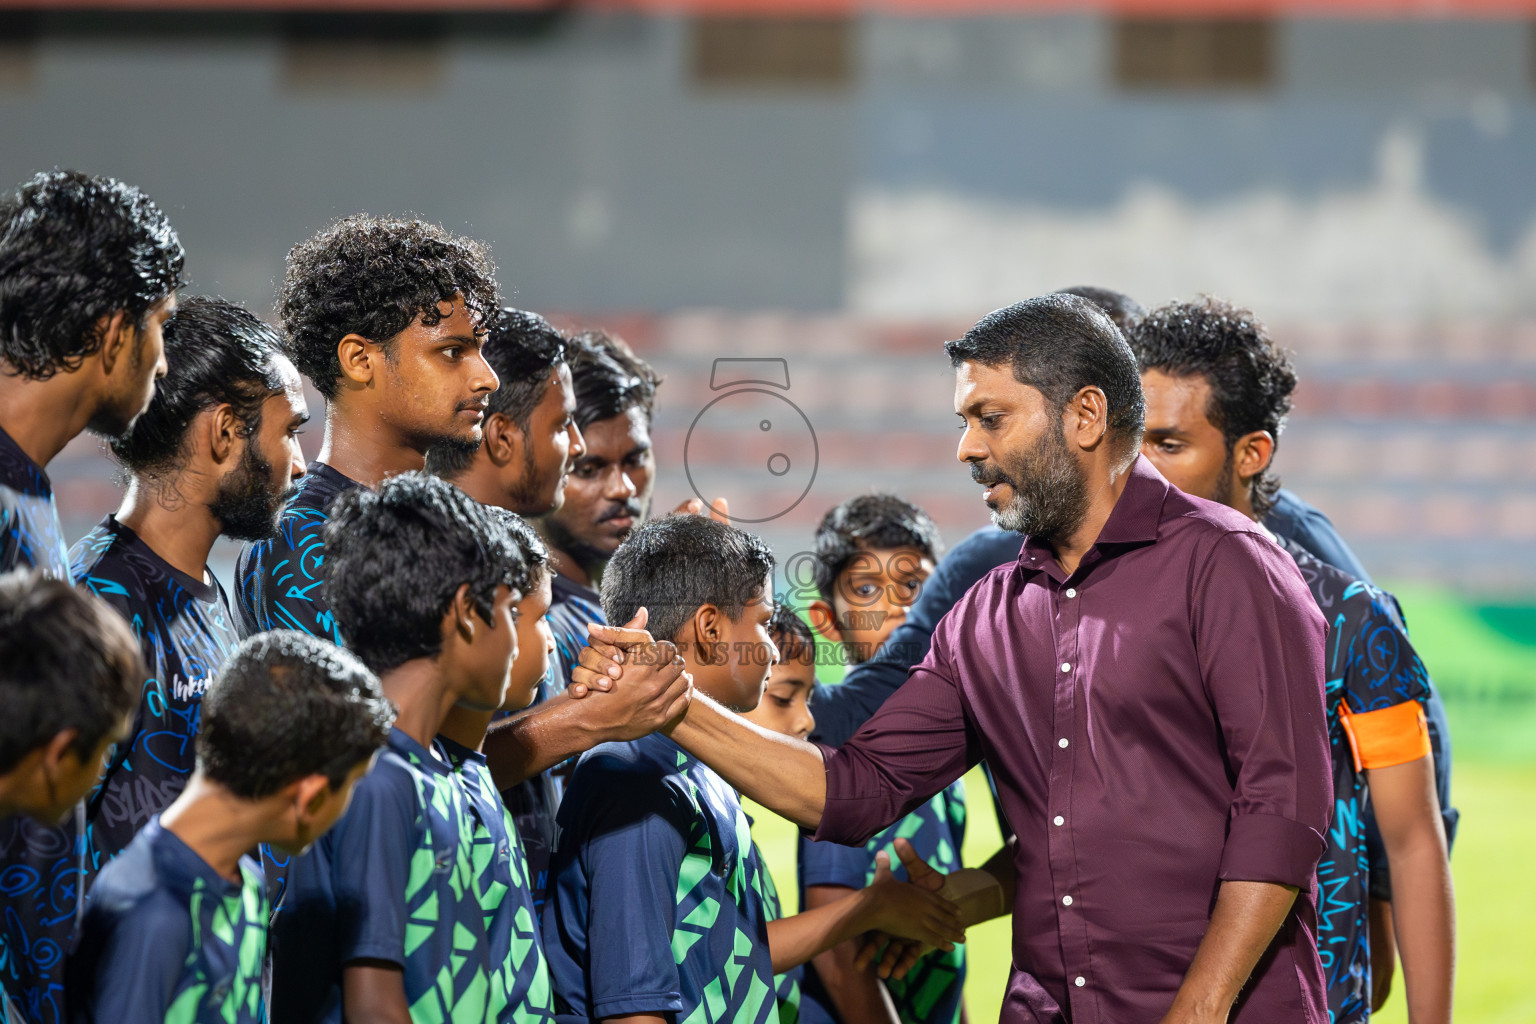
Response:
[766,843,963,974]
[481,610,691,791]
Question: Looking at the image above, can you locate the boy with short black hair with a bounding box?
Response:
[269,472,551,1024]
[0,571,143,1023]
[542,515,964,1024]
[803,495,967,1024]
[68,631,392,1024]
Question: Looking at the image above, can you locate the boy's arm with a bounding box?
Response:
[1367,755,1454,1024]
[766,842,963,974]
[342,962,412,1024]
[482,648,690,790]
[803,885,902,1024]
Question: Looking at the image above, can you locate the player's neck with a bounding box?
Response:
[116,477,219,584]
[0,373,97,471]
[437,705,494,752]
[315,400,426,490]
[159,775,265,884]
[1052,454,1136,576]
[378,659,460,751]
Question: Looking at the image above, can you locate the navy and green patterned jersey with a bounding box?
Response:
[70,517,242,868]
[270,728,517,1024]
[437,737,555,1024]
[542,733,776,1024]
[749,835,801,1024]
[234,461,359,642]
[797,783,967,1024]
[1279,537,1438,1024]
[0,424,68,579]
[67,818,268,1024]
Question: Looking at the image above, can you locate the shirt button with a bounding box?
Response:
[1065,588,1077,598]
[1062,895,1073,906]
[1053,815,1064,826]
[1075,976,1086,988]
[1060,662,1071,673]
[1058,737,1069,748]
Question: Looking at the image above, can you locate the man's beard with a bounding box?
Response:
[971,418,1090,544]
[542,495,645,571]
[87,330,151,439]
[210,441,295,542]
[505,444,560,518]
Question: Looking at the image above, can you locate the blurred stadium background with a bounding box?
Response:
[3,1,1533,1019]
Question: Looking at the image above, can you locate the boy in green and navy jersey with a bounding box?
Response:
[68,631,392,1024]
[543,516,966,1024]
[801,496,967,1024]
[271,474,554,1024]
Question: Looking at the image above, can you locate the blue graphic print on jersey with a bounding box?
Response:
[270,728,518,1024]
[0,424,68,579]
[70,517,242,869]
[438,737,555,1024]
[749,834,801,1024]
[67,818,268,1024]
[543,733,776,1024]
[797,783,967,1024]
[1280,538,1436,1024]
[0,428,76,1024]
[234,462,359,642]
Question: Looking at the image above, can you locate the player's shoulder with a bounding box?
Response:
[69,519,132,588]
[85,830,194,942]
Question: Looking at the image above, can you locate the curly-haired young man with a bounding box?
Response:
[0,169,185,579]
[235,215,501,643]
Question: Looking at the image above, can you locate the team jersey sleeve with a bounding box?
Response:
[574,769,694,1020]
[799,835,873,892]
[1336,592,1434,772]
[72,892,189,1024]
[329,760,419,966]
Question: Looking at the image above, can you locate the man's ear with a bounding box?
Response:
[482,412,521,468]
[336,334,379,388]
[807,600,844,645]
[38,729,81,774]
[205,404,244,465]
[1234,430,1276,484]
[94,311,133,376]
[293,774,333,819]
[1067,385,1110,452]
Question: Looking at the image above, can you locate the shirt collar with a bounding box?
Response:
[1017,455,1169,576]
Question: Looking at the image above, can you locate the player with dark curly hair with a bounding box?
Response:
[0,169,185,579]
[235,215,501,642]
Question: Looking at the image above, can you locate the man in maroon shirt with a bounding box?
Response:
[573,294,1333,1024]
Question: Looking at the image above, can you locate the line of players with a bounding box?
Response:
[0,169,1454,1024]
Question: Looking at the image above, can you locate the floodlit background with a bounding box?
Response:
[3,2,1532,1019]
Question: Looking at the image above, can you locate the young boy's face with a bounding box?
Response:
[740,633,816,741]
[456,583,520,712]
[813,545,935,664]
[502,571,556,713]
[685,582,777,715]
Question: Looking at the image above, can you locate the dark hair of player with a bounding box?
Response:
[1128,297,1298,517]
[490,506,551,597]
[109,296,287,473]
[425,308,568,479]
[0,571,143,772]
[768,601,816,663]
[566,329,661,432]
[1053,285,1146,335]
[811,494,944,605]
[322,472,525,674]
[197,631,394,797]
[276,215,500,399]
[600,514,775,644]
[0,169,186,380]
[945,292,1146,460]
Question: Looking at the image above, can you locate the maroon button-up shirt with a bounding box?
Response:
[814,458,1331,1024]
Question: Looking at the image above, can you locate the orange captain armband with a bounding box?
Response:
[1337,700,1432,772]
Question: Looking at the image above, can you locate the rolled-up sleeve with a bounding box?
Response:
[815,613,982,847]
[1193,532,1331,889]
